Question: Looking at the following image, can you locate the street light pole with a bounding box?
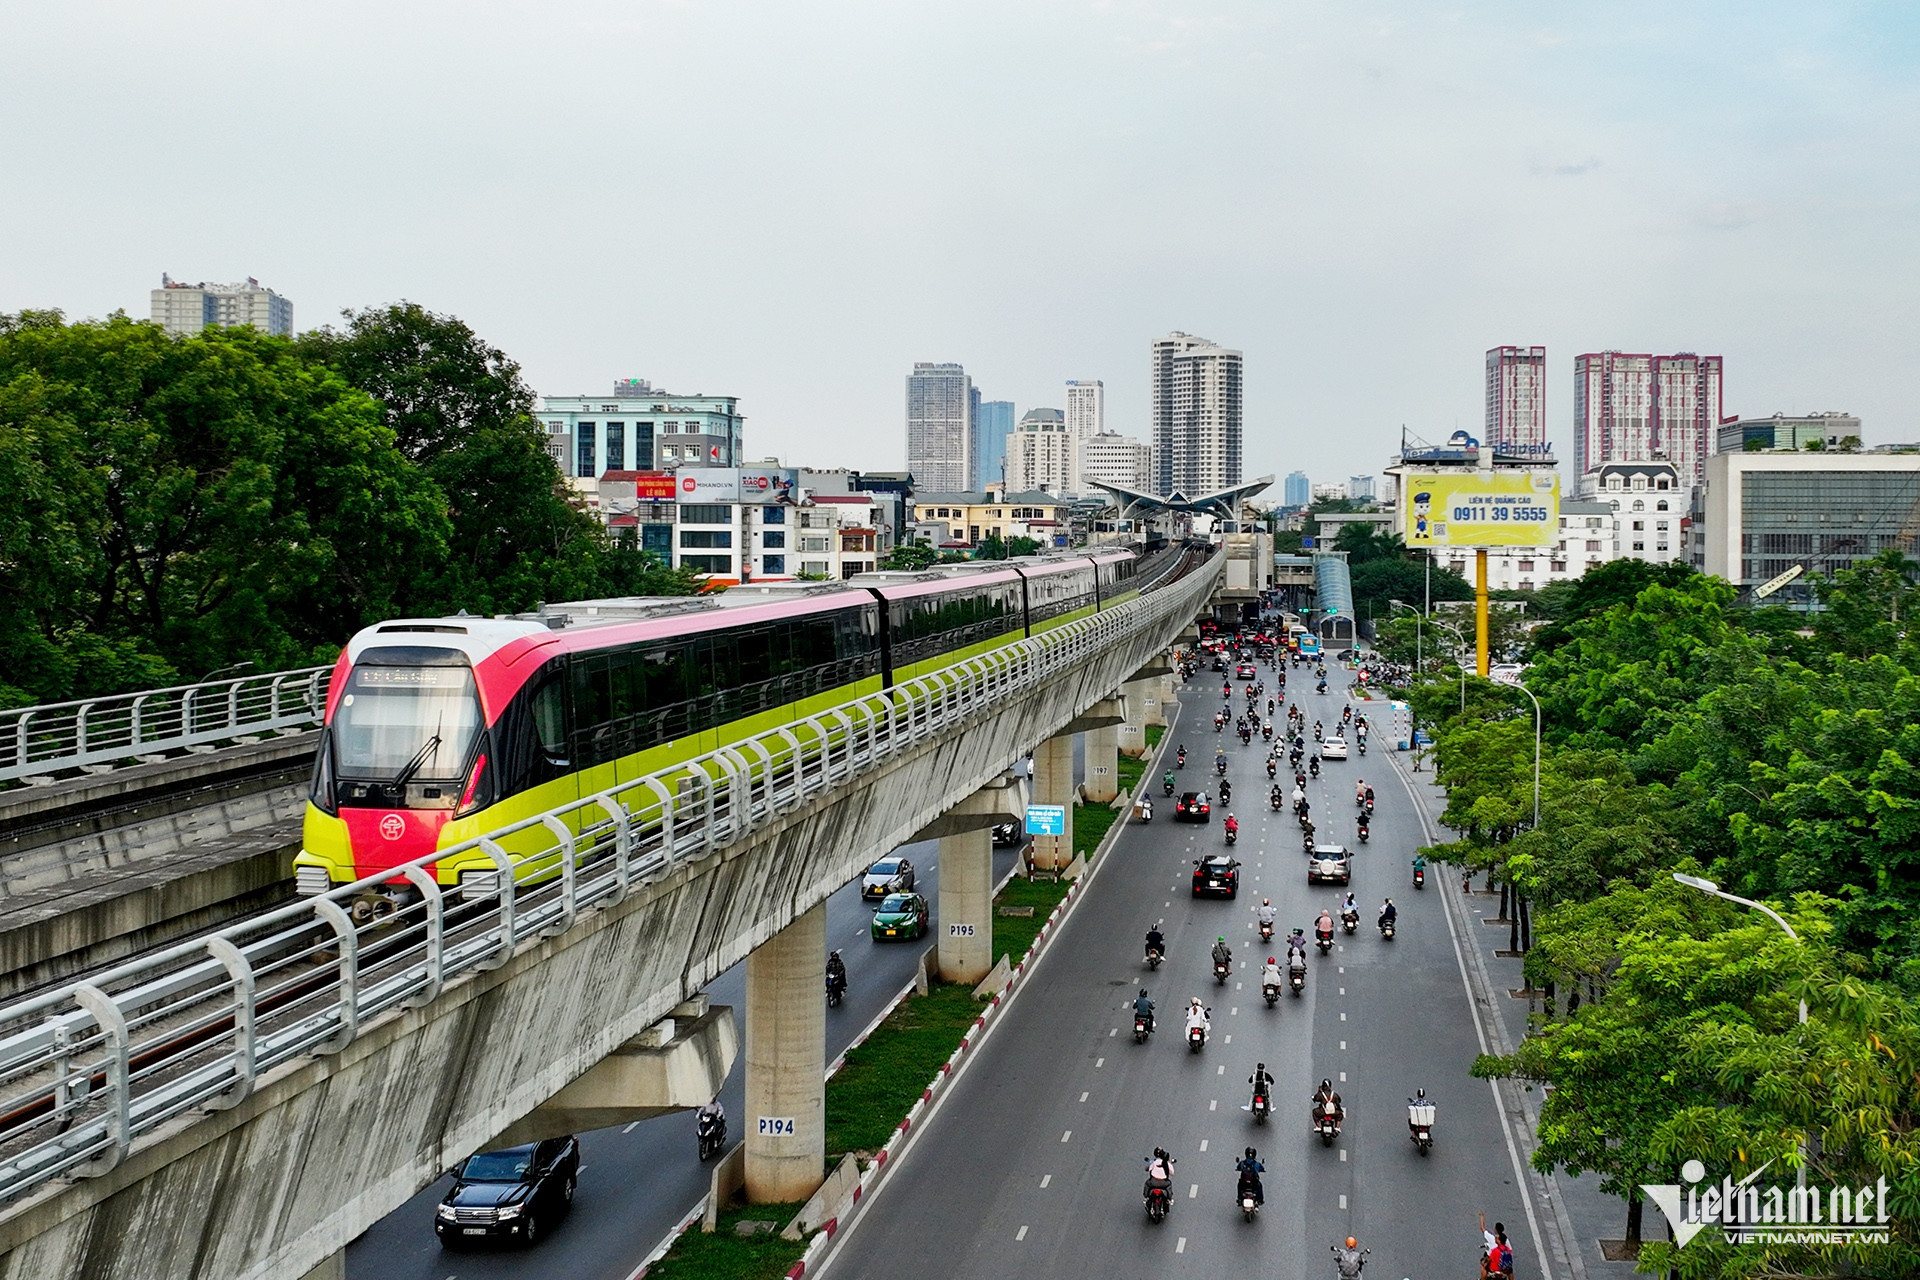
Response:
[1672,872,1810,1190]
[1431,618,1466,711]
[1493,671,1543,830]
[1388,599,1421,673]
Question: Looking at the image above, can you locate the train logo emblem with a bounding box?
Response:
[379,814,406,841]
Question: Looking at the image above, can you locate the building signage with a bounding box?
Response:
[675,468,797,504]
[633,471,677,500]
[1025,804,1067,836]
[1400,471,1560,548]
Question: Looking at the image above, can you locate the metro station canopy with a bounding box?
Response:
[1087,475,1274,525]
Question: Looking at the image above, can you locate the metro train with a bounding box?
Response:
[296,549,1142,901]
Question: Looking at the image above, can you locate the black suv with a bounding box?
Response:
[1192,856,1241,898]
[435,1136,580,1248]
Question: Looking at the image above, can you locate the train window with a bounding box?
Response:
[608,651,637,721]
[532,678,567,763]
[737,625,775,685]
[572,657,612,732]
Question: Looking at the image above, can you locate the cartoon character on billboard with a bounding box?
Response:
[1410,491,1434,541]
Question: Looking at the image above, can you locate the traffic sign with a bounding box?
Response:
[1025,805,1067,836]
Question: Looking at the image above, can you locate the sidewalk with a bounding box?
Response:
[1388,745,1643,1279]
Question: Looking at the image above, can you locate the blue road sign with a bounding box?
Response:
[1025,804,1067,836]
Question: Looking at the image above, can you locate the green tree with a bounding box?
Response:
[1532,558,1696,651]
[974,532,1008,561]
[1810,548,1920,658]
[881,544,938,571]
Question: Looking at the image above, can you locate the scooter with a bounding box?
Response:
[1145,944,1163,970]
[1358,739,1367,756]
[826,969,846,1008]
[1177,749,1187,768]
[1315,928,1334,956]
[1341,908,1359,935]
[1134,1013,1154,1044]
[1240,1178,1261,1222]
[1144,1176,1172,1223]
[1269,790,1284,812]
[1357,822,1370,844]
[1289,962,1306,995]
[1263,979,1280,1008]
[696,1108,727,1161]
[1163,778,1175,797]
[1216,758,1229,777]
[1315,1109,1341,1147]
[1251,1091,1270,1125]
[1259,920,1274,945]
[1225,826,1238,847]
[1408,1098,1434,1155]
[1213,959,1231,985]
[1379,916,1396,941]
[1188,1023,1208,1053]
[1413,865,1426,889]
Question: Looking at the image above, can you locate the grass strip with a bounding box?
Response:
[825,982,980,1156]
[644,1200,806,1280]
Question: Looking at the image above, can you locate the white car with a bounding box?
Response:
[861,857,915,900]
[1308,844,1352,885]
[1320,738,1349,760]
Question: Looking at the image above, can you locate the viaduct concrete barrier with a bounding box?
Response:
[0,552,1220,1280]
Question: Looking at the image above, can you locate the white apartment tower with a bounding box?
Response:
[1079,432,1154,493]
[1151,332,1242,495]
[1485,346,1547,451]
[1573,351,1722,492]
[1064,380,1105,443]
[151,275,293,338]
[905,362,973,492]
[1005,408,1073,493]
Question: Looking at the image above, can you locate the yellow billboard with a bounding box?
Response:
[1400,471,1560,548]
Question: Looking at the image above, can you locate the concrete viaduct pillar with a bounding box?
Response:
[1081,698,1123,804]
[904,773,1022,983]
[745,901,826,1203]
[1030,734,1075,874]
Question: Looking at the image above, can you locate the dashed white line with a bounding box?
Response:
[1209,1100,1218,1111]
[1340,1012,1347,1021]
[1109,1028,1117,1037]
[1216,1064,1225,1074]
[622,1122,640,1134]
[1176,1237,1188,1253]
[1188,1183,1199,1199]
[1338,966,1345,973]
[1061,1130,1072,1143]
[1017,1225,1029,1241]
[1096,1057,1104,1068]
[1199,1139,1209,1152]
[1340,1040,1347,1050]
[1339,1194,1348,1209]
[1079,1091,1088,1102]
[1339,1071,1347,1082]
[1339,987,1346,995]
[1230,1007,1238,1016]
[1040,1174,1051,1188]
[1340,1149,1348,1162]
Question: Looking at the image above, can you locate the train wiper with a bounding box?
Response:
[389,734,442,790]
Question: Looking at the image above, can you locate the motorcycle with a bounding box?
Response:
[1332,1244,1370,1279]
[1213,958,1230,985]
[1315,927,1333,955]
[1269,789,1284,812]
[1188,1023,1208,1053]
[1379,915,1396,940]
[1145,944,1163,970]
[696,1107,727,1161]
[1358,739,1367,756]
[1413,865,1426,890]
[1219,780,1232,805]
[1163,778,1174,796]
[1289,962,1306,995]
[1315,1109,1340,1147]
[1134,1013,1154,1043]
[1144,1171,1173,1223]
[1251,1090,1270,1125]
[826,969,846,1008]
[1139,798,1154,822]
[1216,758,1229,777]
[1364,798,1375,816]
[1262,979,1279,1008]
[1341,908,1358,935]
[1177,749,1187,768]
[1309,759,1320,778]
[1266,759,1278,779]
[1263,724,1274,742]
[1409,1098,1434,1155]
[1259,920,1274,944]
[1239,727,1252,745]
[1224,826,1238,847]
[1240,1178,1261,1222]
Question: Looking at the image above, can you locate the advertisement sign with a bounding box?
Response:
[675,467,797,504]
[633,471,677,500]
[1400,471,1559,548]
[1024,805,1067,836]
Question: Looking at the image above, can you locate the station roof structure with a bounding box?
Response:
[1086,475,1274,524]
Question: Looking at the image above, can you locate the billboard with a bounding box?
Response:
[675,468,797,504]
[633,471,678,500]
[1400,471,1559,548]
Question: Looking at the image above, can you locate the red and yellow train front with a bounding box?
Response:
[297,650,496,899]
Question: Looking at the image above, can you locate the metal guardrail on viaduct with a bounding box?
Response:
[0,548,1221,1280]
[0,670,331,786]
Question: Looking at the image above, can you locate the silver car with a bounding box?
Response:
[861,857,915,900]
[1308,843,1352,886]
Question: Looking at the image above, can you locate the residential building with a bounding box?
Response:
[541,379,745,491]
[1311,481,1348,502]
[1314,510,1395,548]
[1347,475,1376,502]
[970,398,1015,490]
[1485,345,1548,452]
[1151,332,1243,494]
[1065,380,1105,443]
[150,274,292,337]
[1576,461,1684,564]
[1716,412,1863,455]
[909,486,1070,549]
[1005,408,1073,494]
[1573,350,1723,492]
[906,362,972,492]
[1284,470,1311,508]
[1695,451,1920,604]
[1079,431,1153,493]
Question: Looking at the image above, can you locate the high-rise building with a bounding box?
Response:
[1573,350,1722,492]
[1485,345,1547,451]
[971,398,1015,490]
[1065,380,1105,443]
[1080,432,1154,493]
[1284,470,1311,507]
[1348,476,1376,502]
[1151,332,1242,495]
[150,274,293,337]
[1005,408,1072,493]
[906,363,972,492]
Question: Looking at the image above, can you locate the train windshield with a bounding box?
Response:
[333,665,482,783]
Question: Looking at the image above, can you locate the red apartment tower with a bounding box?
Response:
[1485,346,1547,452]
[1573,351,1722,491]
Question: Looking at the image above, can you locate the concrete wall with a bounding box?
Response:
[0,559,1219,1280]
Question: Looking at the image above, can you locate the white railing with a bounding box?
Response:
[0,669,332,786]
[0,550,1217,1205]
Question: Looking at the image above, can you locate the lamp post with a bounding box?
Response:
[1431,618,1466,711]
[1491,669,1542,830]
[1388,599,1421,673]
[1671,872,1810,1189]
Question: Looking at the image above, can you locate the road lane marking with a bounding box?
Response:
[1188,1184,1199,1198]
[1339,1195,1348,1209]
[1210,1100,1217,1111]
[1216,1064,1225,1074]
[1079,1092,1088,1102]
[1176,1237,1187,1253]
[1340,1012,1347,1021]
[1340,1149,1348,1161]
[1339,1072,1347,1081]
[1109,1028,1117,1036]
[622,1122,640,1134]
[1061,1130,1072,1142]
[1199,1140,1208,1151]
[1339,987,1346,995]
[1017,1225,1029,1241]
[1338,966,1345,973]
[1230,1007,1238,1015]
[1224,1035,1231,1044]
[1096,1057,1104,1067]
[1340,1040,1347,1050]
[1040,1174,1051,1187]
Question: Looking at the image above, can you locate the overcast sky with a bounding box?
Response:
[5,2,1916,485]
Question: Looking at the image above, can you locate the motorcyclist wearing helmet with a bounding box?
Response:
[1256,898,1278,929]
[1132,987,1155,1033]
[1259,954,1283,989]
[1145,922,1166,958]
[1379,897,1398,926]
[1235,1145,1266,1206]
[1211,937,1232,969]
[1333,1236,1367,1279]
[1286,927,1309,964]
[1313,1078,1345,1132]
[1222,811,1239,837]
